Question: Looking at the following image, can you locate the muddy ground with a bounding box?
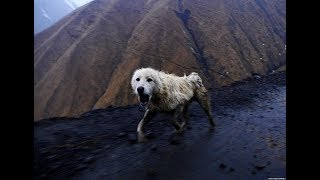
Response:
[34,71,286,180]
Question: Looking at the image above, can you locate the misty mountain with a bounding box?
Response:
[34,0,93,34]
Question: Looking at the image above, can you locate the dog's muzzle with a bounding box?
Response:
[138,94,150,106]
[137,86,150,106]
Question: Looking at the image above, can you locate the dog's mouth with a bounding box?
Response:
[138,94,150,106]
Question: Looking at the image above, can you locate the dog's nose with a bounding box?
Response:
[137,86,144,94]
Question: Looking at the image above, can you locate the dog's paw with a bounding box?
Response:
[138,133,148,143]
[174,128,185,134]
[208,125,216,132]
[180,121,186,128]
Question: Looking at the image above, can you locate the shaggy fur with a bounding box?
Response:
[131,67,215,142]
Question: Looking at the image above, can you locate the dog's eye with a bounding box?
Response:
[147,78,153,82]
[136,78,140,81]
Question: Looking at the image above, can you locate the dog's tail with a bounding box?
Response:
[187,72,204,88]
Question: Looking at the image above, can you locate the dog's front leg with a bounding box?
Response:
[137,109,156,143]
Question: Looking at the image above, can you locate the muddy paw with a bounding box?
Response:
[138,133,148,143]
[208,125,216,131]
[180,122,188,129]
[175,129,184,134]
[176,126,187,134]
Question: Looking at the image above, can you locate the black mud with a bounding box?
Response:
[34,71,286,180]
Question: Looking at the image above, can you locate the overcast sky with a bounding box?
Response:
[34,0,94,34]
[71,0,93,6]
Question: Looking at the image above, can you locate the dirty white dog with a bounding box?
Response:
[131,67,216,142]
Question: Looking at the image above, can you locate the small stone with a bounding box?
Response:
[169,137,180,145]
[146,131,155,139]
[128,133,137,143]
[118,132,127,137]
[253,75,261,79]
[146,169,157,176]
[48,165,59,173]
[46,155,56,159]
[75,164,87,171]
[219,163,227,169]
[150,144,157,151]
[39,148,47,154]
[254,161,267,170]
[251,170,257,174]
[83,156,95,164]
[92,149,102,154]
[255,165,265,170]
[271,143,277,147]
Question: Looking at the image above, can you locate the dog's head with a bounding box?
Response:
[131,68,160,106]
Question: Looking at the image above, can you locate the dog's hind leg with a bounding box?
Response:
[172,105,184,132]
[195,87,216,128]
[137,109,156,143]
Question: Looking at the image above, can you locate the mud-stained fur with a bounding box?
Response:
[131,67,215,142]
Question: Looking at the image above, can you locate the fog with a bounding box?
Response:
[34,0,94,34]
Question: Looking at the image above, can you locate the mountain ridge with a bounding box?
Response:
[34,0,286,121]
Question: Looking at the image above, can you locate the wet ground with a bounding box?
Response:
[34,71,286,180]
